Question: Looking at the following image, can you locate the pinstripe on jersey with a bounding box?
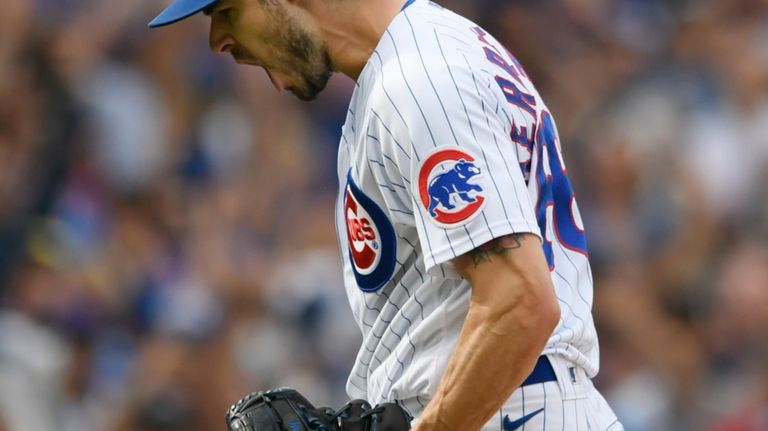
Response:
[334,0,600,417]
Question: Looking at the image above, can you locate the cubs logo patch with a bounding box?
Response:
[344,171,396,292]
[417,148,486,227]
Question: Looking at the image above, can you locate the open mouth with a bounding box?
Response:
[265,69,285,91]
[232,55,258,66]
[231,54,289,93]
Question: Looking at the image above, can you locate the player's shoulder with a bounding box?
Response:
[369,18,494,103]
[374,1,488,75]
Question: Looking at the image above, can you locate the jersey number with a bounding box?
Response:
[475,25,588,270]
[533,111,588,269]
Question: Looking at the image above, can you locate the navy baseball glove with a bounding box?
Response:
[225,388,336,431]
[332,399,412,431]
[225,388,412,431]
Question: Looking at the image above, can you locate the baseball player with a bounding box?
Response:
[150,0,624,429]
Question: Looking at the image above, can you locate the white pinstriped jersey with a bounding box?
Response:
[335,0,599,413]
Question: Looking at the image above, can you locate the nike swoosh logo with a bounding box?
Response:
[503,408,544,431]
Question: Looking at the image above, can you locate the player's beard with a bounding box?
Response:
[267,0,333,101]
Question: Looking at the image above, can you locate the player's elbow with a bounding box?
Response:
[535,284,560,338]
[515,278,560,341]
[485,276,560,343]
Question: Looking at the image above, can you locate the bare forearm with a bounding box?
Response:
[413,234,559,431]
[414,296,551,430]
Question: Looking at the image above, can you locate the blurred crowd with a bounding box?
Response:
[0,0,766,430]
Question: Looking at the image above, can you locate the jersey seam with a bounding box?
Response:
[422,221,542,273]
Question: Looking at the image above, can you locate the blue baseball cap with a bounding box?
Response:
[148,0,218,28]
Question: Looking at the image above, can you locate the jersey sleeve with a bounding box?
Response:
[371,51,542,277]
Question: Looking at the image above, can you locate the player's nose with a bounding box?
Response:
[209,23,235,54]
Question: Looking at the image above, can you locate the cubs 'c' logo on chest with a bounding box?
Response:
[344,171,396,292]
[417,148,486,227]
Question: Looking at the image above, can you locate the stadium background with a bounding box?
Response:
[1,0,767,430]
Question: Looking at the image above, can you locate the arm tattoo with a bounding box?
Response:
[466,233,526,267]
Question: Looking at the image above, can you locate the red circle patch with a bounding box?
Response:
[417,148,486,226]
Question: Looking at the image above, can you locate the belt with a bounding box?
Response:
[520,356,557,386]
[397,356,558,415]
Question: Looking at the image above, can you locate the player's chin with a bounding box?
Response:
[291,86,320,101]
[291,72,331,101]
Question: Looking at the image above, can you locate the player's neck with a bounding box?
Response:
[313,0,405,79]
